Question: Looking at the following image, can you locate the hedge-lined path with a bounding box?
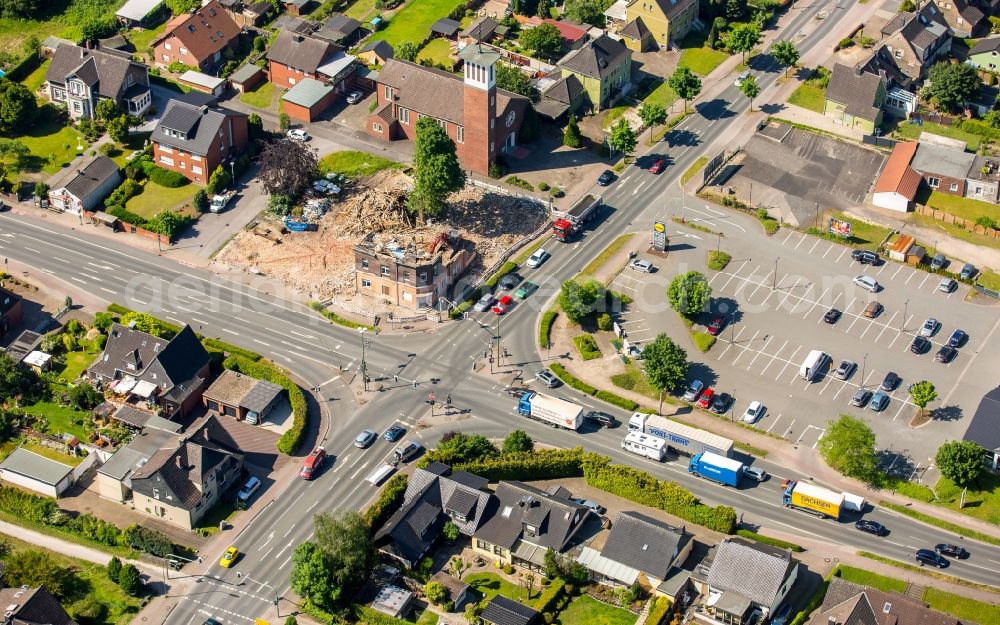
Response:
[0,518,160,575]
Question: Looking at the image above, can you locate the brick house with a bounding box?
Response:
[152,0,241,72]
[266,30,357,95]
[365,46,528,176]
[872,2,952,85]
[152,99,248,184]
[0,286,22,338]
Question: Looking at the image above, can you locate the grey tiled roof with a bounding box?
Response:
[964,386,1000,452]
[620,16,650,40]
[825,63,883,122]
[970,37,1000,56]
[360,39,394,59]
[0,587,77,625]
[481,595,538,625]
[601,511,688,579]
[461,15,499,40]
[229,64,263,83]
[814,577,958,625]
[0,447,73,485]
[267,30,336,74]
[558,34,630,80]
[910,142,976,180]
[706,538,795,608]
[154,100,245,157]
[57,156,121,203]
[432,17,460,36]
[46,44,148,101]
[542,73,584,104]
[474,481,589,552]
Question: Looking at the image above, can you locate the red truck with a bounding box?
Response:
[552,194,602,242]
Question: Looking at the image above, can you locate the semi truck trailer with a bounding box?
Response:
[517,392,584,430]
[628,413,734,457]
[782,480,844,519]
[688,451,744,487]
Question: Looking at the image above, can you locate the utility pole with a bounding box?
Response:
[359,327,374,391]
[901,299,908,331]
[495,313,502,368]
[772,257,779,290]
[717,231,722,254]
[860,352,868,389]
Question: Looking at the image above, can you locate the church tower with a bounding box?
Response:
[459,45,500,176]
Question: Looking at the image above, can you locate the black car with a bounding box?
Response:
[947,329,967,348]
[823,308,842,324]
[935,345,957,363]
[710,392,733,414]
[911,336,930,354]
[855,520,888,536]
[935,544,969,559]
[585,411,619,428]
[497,273,522,291]
[597,169,616,186]
[916,548,949,568]
[851,250,880,265]
[881,372,900,391]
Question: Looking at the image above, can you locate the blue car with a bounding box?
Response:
[383,425,406,442]
[869,391,890,412]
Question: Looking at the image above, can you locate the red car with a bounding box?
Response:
[649,158,667,174]
[299,446,327,479]
[696,388,715,409]
[707,317,725,336]
[492,295,514,315]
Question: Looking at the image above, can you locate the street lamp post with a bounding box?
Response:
[359,328,373,391]
[495,313,502,368]
[860,352,868,389]
[901,299,908,332]
[717,231,722,254]
[236,572,281,618]
[772,257,779,290]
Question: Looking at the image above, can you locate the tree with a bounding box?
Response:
[118,563,142,596]
[396,41,420,62]
[898,0,916,11]
[80,15,116,43]
[207,165,232,195]
[69,382,103,411]
[449,556,469,580]
[728,23,761,63]
[266,193,293,216]
[409,117,465,222]
[107,557,123,583]
[258,139,318,198]
[739,74,760,110]
[637,102,667,145]
[193,189,209,212]
[441,520,460,542]
[0,79,37,135]
[668,67,702,114]
[563,0,604,26]
[935,440,985,487]
[502,429,534,453]
[927,62,981,111]
[107,115,129,143]
[536,0,550,17]
[557,279,602,323]
[96,99,121,123]
[563,114,583,148]
[771,40,799,77]
[667,271,712,318]
[0,352,36,403]
[121,312,168,337]
[641,334,688,413]
[818,415,878,482]
[0,0,40,20]
[278,112,291,132]
[4,550,74,599]
[608,118,637,156]
[290,542,337,610]
[908,381,937,415]
[166,0,199,13]
[424,580,449,604]
[0,138,29,173]
[542,548,562,579]
[312,511,376,604]
[434,432,498,464]
[248,112,264,141]
[520,22,562,58]
[495,62,533,98]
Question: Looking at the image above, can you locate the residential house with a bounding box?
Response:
[282,78,338,122]
[935,0,986,37]
[695,537,799,625]
[537,73,586,119]
[967,36,1000,71]
[459,16,500,46]
[218,0,273,28]
[578,511,692,591]
[151,0,241,72]
[358,40,394,66]
[858,47,918,115]
[429,572,469,608]
[874,2,952,85]
[542,18,590,48]
[963,385,1000,470]
[365,48,529,176]
[967,84,999,116]
[87,323,212,417]
[203,369,284,423]
[0,585,78,625]
[481,596,539,625]
[116,0,164,28]
[0,287,21,337]
[557,34,632,111]
[47,156,122,215]
[314,14,364,46]
[622,0,698,50]
[909,141,977,197]
[266,30,357,96]
[431,18,461,39]
[0,447,75,498]
[809,576,959,625]
[872,141,922,212]
[95,412,181,502]
[472,481,593,571]
[823,64,886,133]
[373,462,495,568]
[152,99,249,184]
[129,415,244,530]
[45,44,151,120]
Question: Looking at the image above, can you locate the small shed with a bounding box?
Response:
[22,351,52,373]
[229,64,264,93]
[370,585,413,619]
[887,234,915,263]
[0,448,74,498]
[90,211,121,229]
[116,0,164,28]
[431,18,461,39]
[282,77,337,123]
[430,572,469,608]
[283,0,311,15]
[358,40,394,66]
[178,70,226,96]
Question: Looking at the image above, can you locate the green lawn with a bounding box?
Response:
[932,472,1000,525]
[125,180,201,220]
[978,268,1000,291]
[892,119,982,150]
[20,59,51,93]
[20,441,84,466]
[787,82,826,113]
[369,0,466,48]
[580,233,634,276]
[610,361,659,401]
[414,610,440,625]
[18,400,92,440]
[820,211,893,250]
[837,565,907,593]
[907,212,1000,251]
[240,81,277,110]
[18,114,90,174]
[319,150,404,178]
[556,595,635,625]
[55,340,102,382]
[642,81,677,109]
[465,572,538,603]
[345,0,379,20]
[923,587,1000,624]
[682,156,709,185]
[417,38,454,68]
[914,188,998,222]
[126,22,167,54]
[677,32,729,76]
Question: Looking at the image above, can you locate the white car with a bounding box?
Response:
[346,90,364,104]
[853,275,879,293]
[919,318,940,337]
[526,248,550,268]
[286,129,310,141]
[735,70,751,86]
[742,401,766,424]
[629,258,653,273]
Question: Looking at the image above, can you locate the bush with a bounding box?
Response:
[485,262,518,288]
[107,557,122,583]
[572,334,602,360]
[201,338,262,362]
[539,311,558,348]
[596,313,612,331]
[124,524,173,557]
[505,175,534,191]
[441,600,455,612]
[117,563,141,596]
[691,332,716,353]
[595,390,638,410]
[455,448,586,482]
[147,164,189,188]
[538,182,550,191]
[503,564,514,574]
[224,355,307,454]
[736,529,804,551]
[549,363,597,395]
[647,596,672,625]
[424,580,448,604]
[533,578,567,612]
[363,473,408,529]
[708,250,732,271]
[69,596,108,624]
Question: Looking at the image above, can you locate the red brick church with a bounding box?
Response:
[365,45,528,175]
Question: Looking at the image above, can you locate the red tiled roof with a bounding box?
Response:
[156,0,240,65]
[543,18,588,42]
[874,141,921,198]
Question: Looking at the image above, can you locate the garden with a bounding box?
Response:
[240,81,278,110]
[368,0,467,48]
[786,66,829,114]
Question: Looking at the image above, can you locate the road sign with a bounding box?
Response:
[429,392,435,403]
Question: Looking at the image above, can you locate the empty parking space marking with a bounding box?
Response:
[782,231,795,245]
[822,244,835,259]
[794,234,807,250]
[905,270,918,285]
[758,339,789,377]
[836,247,848,262]
[807,239,821,254]
[717,327,745,359]
[774,345,801,381]
[874,312,897,344]
[745,335,772,371]
[918,273,931,289]
[731,331,760,366]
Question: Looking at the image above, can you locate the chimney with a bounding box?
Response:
[292,34,303,43]
[175,456,183,469]
[81,47,87,58]
[827,618,837,625]
[200,105,209,115]
[203,428,211,441]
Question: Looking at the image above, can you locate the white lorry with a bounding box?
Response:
[628,412,734,457]
[209,190,236,213]
[799,350,828,381]
[517,392,584,430]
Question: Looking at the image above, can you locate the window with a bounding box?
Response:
[180,47,189,55]
[384,86,393,100]
[400,107,410,124]
[162,54,170,61]
[217,31,224,38]
[165,43,172,50]
[180,161,186,169]
[381,285,390,295]
[289,77,296,85]
[476,539,488,549]
[419,272,428,284]
[187,24,196,32]
[159,155,175,166]
[490,141,494,153]
[894,49,902,59]
[403,271,411,284]
[928,176,940,188]
[159,145,173,154]
[457,126,464,143]
[949,182,959,192]
[381,265,390,276]
[362,278,371,288]
[373,122,383,132]
[73,101,81,113]
[153,488,160,499]
[438,119,447,130]
[403,291,412,302]
[362,258,369,269]
[192,165,203,175]
[506,110,516,128]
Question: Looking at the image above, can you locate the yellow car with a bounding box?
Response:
[219,546,239,568]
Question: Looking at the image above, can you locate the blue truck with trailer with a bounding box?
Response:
[688,451,744,487]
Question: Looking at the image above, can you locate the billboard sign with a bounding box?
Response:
[828,217,852,238]
[653,221,668,251]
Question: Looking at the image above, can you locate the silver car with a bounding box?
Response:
[629,259,653,273]
[535,370,560,387]
[834,360,856,380]
[473,292,496,312]
[354,429,377,448]
[919,318,940,338]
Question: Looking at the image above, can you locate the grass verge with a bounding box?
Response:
[309,301,377,331]
[579,233,635,277]
[681,156,709,186]
[539,310,558,349]
[691,331,716,353]
[878,501,1000,546]
[787,81,826,113]
[319,150,403,179]
[708,250,732,270]
[858,551,1000,593]
[836,564,906,593]
[736,529,804,552]
[923,587,1000,624]
[573,334,602,360]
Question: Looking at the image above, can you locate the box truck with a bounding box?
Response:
[517,392,584,430]
[688,451,744,487]
[782,480,844,519]
[799,350,828,381]
[841,492,866,513]
[628,413,734,457]
[552,194,601,241]
[621,431,667,461]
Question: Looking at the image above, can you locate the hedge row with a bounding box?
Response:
[548,363,640,410]
[223,355,308,455]
[533,577,568,613]
[309,301,377,331]
[485,262,518,289]
[202,337,262,362]
[107,304,182,336]
[582,455,737,534]
[594,390,638,411]
[538,311,558,349]
[455,448,586,482]
[356,606,412,625]
[736,529,804,552]
[646,596,673,625]
[363,473,408,530]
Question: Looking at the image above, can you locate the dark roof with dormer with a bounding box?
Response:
[46,43,149,101]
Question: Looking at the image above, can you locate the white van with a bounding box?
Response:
[799,350,828,381]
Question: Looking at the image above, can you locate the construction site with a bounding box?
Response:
[213,169,547,317]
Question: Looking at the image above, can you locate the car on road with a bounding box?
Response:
[383,425,406,442]
[938,278,957,293]
[219,546,239,568]
[919,318,940,337]
[710,392,732,414]
[286,129,310,141]
[354,429,378,448]
[473,292,496,312]
[911,336,930,354]
[649,157,667,174]
[863,301,882,319]
[853,275,879,292]
[629,258,653,273]
[696,388,715,409]
[855,520,888,536]
[507,386,531,398]
[526,248,550,268]
[742,401,766,424]
[707,317,725,336]
[935,345,957,363]
[514,281,539,299]
[834,360,856,380]
[850,388,872,407]
[935,544,969,559]
[851,250,880,265]
[823,308,841,324]
[498,273,522,290]
[299,446,327,479]
[536,370,560,388]
[930,253,947,271]
[742,466,768,482]
[584,411,619,427]
[346,90,364,104]
[735,69,751,86]
[947,329,967,348]
[492,294,514,314]
[916,548,949,568]
[393,441,423,463]
[573,498,607,514]
[869,391,890,412]
[682,380,704,402]
[205,619,222,625]
[960,263,977,280]
[237,476,261,503]
[597,169,616,186]
[880,372,900,391]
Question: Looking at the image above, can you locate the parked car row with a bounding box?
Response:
[681,380,758,422]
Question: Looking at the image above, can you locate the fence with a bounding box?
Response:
[702,150,726,186]
[862,134,898,149]
[913,204,1000,239]
[974,284,1000,299]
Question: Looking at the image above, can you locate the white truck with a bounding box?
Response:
[517,392,584,430]
[209,190,236,213]
[799,350,828,381]
[628,412,734,457]
[621,431,667,461]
